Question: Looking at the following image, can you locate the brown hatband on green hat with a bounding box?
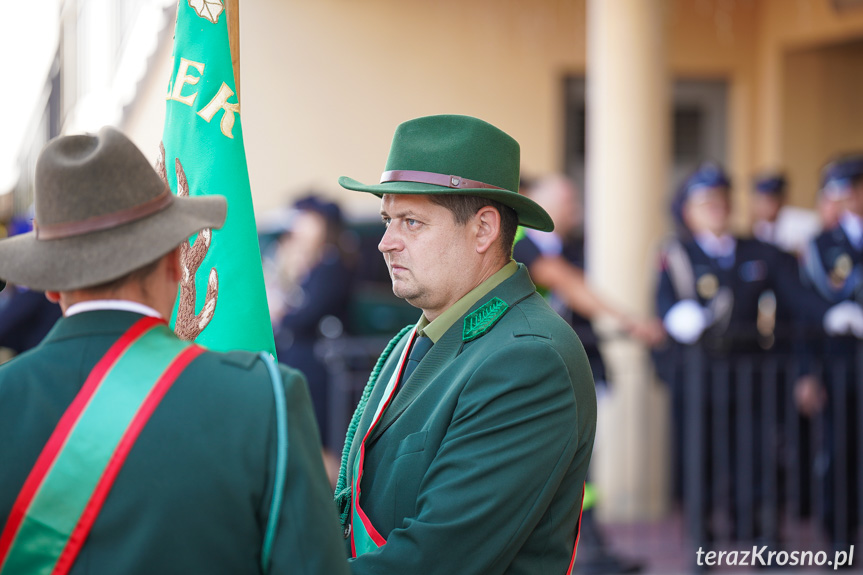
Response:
[339,114,554,232]
[0,127,226,292]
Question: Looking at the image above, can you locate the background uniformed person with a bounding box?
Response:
[0,216,62,356]
[750,171,822,258]
[798,154,863,555]
[658,162,832,353]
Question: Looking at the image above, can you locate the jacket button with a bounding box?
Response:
[343,525,351,539]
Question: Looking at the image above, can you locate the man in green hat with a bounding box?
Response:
[335,114,597,574]
[0,127,349,575]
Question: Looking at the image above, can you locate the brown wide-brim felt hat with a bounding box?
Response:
[0,127,226,292]
[339,114,554,232]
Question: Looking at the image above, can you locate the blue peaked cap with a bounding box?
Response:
[682,162,731,198]
[821,155,863,197]
[753,173,786,196]
[671,161,731,232]
[294,194,343,226]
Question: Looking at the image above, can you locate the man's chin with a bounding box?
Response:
[392,285,422,308]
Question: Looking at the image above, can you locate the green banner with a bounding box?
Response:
[161,0,276,356]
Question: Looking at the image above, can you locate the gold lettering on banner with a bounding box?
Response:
[197,82,240,139]
[166,57,240,139]
[171,58,205,106]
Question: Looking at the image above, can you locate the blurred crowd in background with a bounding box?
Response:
[653,156,863,568]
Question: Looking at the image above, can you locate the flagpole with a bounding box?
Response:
[227,0,240,105]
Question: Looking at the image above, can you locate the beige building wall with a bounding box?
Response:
[668,0,760,230]
[784,40,863,208]
[241,0,766,225]
[240,0,588,217]
[757,0,863,209]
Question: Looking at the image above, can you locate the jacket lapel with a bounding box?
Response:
[366,326,461,446]
[365,264,538,446]
[348,332,412,466]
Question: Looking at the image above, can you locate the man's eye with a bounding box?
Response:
[382,217,391,226]
[406,219,419,227]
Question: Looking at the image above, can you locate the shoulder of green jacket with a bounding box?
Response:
[217,351,305,382]
[219,349,262,370]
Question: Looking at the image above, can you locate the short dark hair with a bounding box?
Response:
[85,255,164,294]
[427,194,518,258]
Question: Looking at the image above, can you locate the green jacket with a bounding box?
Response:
[0,310,349,575]
[347,265,597,574]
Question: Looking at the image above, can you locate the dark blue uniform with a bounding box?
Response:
[0,287,61,354]
[802,224,863,308]
[657,237,827,354]
[0,217,62,355]
[799,221,862,550]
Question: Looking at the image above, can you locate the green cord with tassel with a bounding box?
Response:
[334,324,414,528]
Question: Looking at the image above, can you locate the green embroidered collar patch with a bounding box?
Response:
[462,297,509,342]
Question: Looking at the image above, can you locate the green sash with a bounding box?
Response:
[350,327,417,557]
[0,317,201,575]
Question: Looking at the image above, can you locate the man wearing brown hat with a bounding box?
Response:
[0,127,349,574]
[334,115,597,574]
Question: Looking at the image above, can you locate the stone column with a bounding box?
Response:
[586,0,670,520]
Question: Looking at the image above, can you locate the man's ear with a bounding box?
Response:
[165,246,183,283]
[474,206,502,255]
[45,290,69,315]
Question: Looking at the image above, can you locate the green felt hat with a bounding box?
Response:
[339,115,553,231]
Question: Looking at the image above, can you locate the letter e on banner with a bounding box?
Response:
[171,58,205,106]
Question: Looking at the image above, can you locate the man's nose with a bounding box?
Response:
[378,224,402,253]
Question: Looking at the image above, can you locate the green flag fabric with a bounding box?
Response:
[160,0,276,357]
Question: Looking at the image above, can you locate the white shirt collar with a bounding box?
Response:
[840,211,863,250]
[65,299,163,318]
[695,232,736,259]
